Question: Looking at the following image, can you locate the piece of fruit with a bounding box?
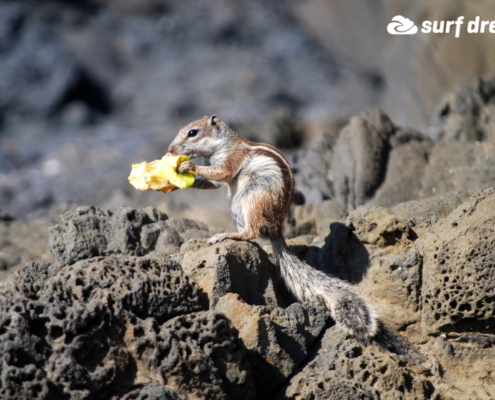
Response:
[128,153,195,193]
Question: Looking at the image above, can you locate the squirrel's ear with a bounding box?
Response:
[209,115,218,126]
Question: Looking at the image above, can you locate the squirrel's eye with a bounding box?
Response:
[187,129,198,137]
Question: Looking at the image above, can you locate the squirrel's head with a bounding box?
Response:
[168,115,234,158]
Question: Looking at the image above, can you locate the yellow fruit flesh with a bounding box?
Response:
[128,153,195,193]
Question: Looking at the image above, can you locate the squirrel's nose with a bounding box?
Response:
[167,143,176,154]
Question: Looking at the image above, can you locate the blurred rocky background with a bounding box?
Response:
[2,0,495,399]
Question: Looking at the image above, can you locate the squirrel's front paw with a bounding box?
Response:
[207,233,227,245]
[178,161,195,174]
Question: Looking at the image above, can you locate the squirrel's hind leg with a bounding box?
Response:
[207,231,257,245]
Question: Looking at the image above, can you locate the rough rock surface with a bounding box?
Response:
[178,239,285,309]
[433,76,495,142]
[281,326,437,400]
[331,108,395,211]
[288,117,346,204]
[418,188,495,336]
[341,189,495,399]
[292,107,431,212]
[1,252,253,399]
[2,1,495,397]
[290,78,495,216]
[3,186,495,399]
[288,199,346,238]
[1,76,495,399]
[0,206,334,400]
[216,295,329,399]
[48,205,212,266]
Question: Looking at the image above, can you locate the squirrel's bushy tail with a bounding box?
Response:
[271,238,377,339]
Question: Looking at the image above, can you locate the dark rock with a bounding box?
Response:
[366,140,432,208]
[5,187,495,398]
[49,205,112,266]
[0,211,14,221]
[0,3,80,118]
[288,94,495,217]
[288,118,345,204]
[281,324,435,400]
[52,207,331,399]
[0,254,211,399]
[115,383,186,400]
[360,85,495,209]
[166,215,207,234]
[434,77,495,142]
[49,205,211,266]
[0,254,256,400]
[179,239,288,309]
[9,261,56,299]
[331,108,394,211]
[215,294,329,400]
[158,312,254,400]
[288,109,430,214]
[236,109,306,150]
[178,238,331,398]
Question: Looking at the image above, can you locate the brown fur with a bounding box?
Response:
[167,115,377,338]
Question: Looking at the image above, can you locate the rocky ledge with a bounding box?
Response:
[1,186,495,400]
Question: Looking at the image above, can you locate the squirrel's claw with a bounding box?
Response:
[178,161,195,174]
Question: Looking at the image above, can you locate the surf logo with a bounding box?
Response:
[387,15,418,35]
[387,14,495,37]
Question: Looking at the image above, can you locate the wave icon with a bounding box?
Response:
[387,15,418,35]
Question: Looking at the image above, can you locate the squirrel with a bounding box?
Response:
[168,115,377,339]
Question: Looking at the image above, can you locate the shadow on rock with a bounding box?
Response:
[289,221,371,285]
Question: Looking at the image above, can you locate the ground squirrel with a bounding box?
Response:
[168,115,377,339]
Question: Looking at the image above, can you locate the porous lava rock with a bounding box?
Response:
[3,189,495,400]
[0,253,254,400]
